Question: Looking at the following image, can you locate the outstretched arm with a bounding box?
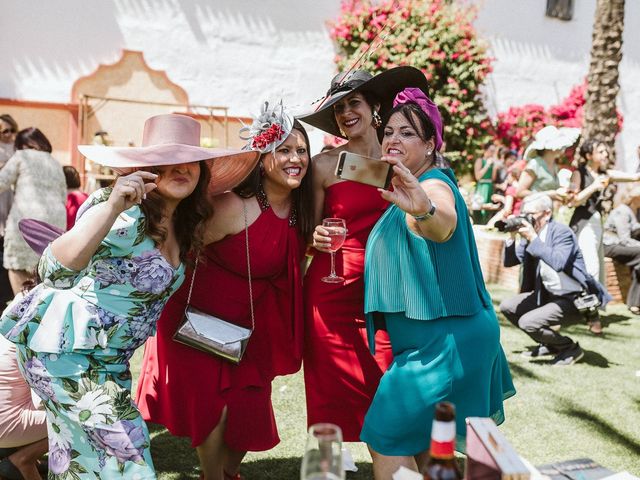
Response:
[379,158,457,243]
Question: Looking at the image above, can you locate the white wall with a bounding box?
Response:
[0,0,341,151]
[475,0,640,170]
[1,0,638,166]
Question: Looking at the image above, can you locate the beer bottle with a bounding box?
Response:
[422,402,462,480]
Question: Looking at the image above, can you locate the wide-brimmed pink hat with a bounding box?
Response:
[78,114,260,195]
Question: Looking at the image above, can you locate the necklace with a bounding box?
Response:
[256,183,297,227]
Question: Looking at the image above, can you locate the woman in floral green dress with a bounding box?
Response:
[0,114,259,479]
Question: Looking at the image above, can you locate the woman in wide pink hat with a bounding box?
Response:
[137,102,314,480]
[0,113,259,480]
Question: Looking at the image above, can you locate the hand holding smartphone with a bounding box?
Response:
[335,151,393,190]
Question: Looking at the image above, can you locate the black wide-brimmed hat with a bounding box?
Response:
[297,66,430,139]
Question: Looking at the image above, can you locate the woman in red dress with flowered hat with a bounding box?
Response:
[136,102,314,480]
[298,66,430,443]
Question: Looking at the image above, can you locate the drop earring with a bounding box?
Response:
[372,110,382,128]
[259,161,265,177]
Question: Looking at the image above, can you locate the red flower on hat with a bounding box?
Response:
[251,123,285,151]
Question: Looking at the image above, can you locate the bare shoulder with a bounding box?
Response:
[211,191,243,211]
[313,148,342,171]
[204,192,250,243]
[422,177,454,194]
[210,192,244,225]
[312,146,347,187]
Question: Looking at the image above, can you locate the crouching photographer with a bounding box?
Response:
[499,194,611,366]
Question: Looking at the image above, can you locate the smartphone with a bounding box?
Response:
[335,151,393,189]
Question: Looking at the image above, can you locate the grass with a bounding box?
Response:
[131,283,640,478]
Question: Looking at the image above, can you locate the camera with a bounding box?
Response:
[494,214,535,233]
[573,293,600,312]
[573,292,601,322]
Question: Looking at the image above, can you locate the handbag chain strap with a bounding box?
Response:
[185,199,255,331]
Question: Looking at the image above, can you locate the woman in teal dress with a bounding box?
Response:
[0,114,258,479]
[359,88,515,479]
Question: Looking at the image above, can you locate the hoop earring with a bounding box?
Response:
[372,110,382,128]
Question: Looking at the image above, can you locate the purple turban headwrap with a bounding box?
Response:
[393,87,443,151]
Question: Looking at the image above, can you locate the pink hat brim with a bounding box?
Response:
[78,144,260,196]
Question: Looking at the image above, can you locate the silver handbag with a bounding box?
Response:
[173,201,255,364]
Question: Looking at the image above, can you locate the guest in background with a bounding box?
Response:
[500,194,610,366]
[63,165,89,230]
[517,125,580,202]
[0,128,66,294]
[494,147,517,196]
[473,141,498,223]
[487,159,526,227]
[92,130,111,146]
[0,219,51,480]
[0,336,48,480]
[603,185,640,315]
[357,87,514,478]
[0,115,17,304]
[568,139,640,282]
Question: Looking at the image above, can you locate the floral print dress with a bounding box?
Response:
[0,188,185,479]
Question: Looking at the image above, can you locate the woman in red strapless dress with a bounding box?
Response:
[304,180,391,440]
[299,67,430,442]
[299,69,411,442]
[136,115,314,480]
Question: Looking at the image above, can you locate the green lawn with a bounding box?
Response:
[131,284,640,479]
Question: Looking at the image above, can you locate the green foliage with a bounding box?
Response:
[329,0,495,175]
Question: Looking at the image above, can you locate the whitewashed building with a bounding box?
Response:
[1,0,638,172]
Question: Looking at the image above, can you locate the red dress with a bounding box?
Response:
[136,198,305,449]
[304,181,393,441]
[66,191,89,229]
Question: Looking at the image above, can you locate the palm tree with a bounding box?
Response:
[582,0,625,161]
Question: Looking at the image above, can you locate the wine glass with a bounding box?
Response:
[300,423,345,480]
[321,218,347,284]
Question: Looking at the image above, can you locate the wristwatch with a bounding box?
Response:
[412,201,437,221]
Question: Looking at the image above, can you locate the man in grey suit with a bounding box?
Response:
[499,194,611,366]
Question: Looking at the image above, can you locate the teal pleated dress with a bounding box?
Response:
[360,168,515,456]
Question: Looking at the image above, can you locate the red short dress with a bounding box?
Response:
[303,181,393,441]
[136,195,305,450]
